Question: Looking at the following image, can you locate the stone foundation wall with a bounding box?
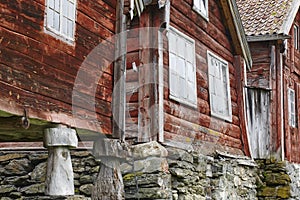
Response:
[256,158,291,199]
[0,150,98,200]
[1,145,300,200]
[120,143,257,200]
[286,162,300,200]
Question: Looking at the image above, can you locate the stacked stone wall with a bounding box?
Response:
[256,158,291,199]
[1,144,300,200]
[0,150,98,200]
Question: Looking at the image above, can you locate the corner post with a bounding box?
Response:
[43,125,78,196]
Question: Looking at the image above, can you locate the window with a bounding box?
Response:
[208,51,232,121]
[294,25,299,50]
[45,0,76,43]
[168,27,197,107]
[193,0,208,20]
[288,88,296,127]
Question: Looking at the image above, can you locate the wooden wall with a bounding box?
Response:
[284,9,300,163]
[162,0,245,155]
[0,0,116,136]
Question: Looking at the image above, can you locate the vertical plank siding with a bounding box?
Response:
[246,88,271,158]
[0,0,116,134]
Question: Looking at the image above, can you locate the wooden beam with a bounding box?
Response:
[113,0,127,140]
[234,56,251,157]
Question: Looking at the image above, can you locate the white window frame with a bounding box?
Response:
[193,0,208,21]
[294,25,299,50]
[288,88,296,127]
[208,51,232,122]
[44,0,77,44]
[168,26,197,108]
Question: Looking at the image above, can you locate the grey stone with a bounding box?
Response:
[4,158,31,175]
[44,127,78,148]
[0,185,17,194]
[0,153,26,162]
[134,157,168,173]
[79,175,93,184]
[132,141,168,159]
[21,183,45,194]
[167,147,193,163]
[30,162,47,182]
[3,175,30,186]
[79,184,93,196]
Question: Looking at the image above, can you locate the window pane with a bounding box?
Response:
[47,9,54,28]
[48,0,55,9]
[186,42,194,63]
[62,0,68,17]
[177,57,185,77]
[194,0,200,9]
[54,11,60,30]
[62,16,68,35]
[169,32,177,53]
[177,37,185,57]
[68,1,75,19]
[179,77,187,99]
[54,0,60,11]
[67,19,74,37]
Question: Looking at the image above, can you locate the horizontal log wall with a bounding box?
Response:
[163,0,244,154]
[0,0,116,136]
[284,11,300,163]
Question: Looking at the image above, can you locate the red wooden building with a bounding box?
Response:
[0,0,254,196]
[237,0,300,162]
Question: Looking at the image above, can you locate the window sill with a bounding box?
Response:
[169,94,197,109]
[193,6,209,22]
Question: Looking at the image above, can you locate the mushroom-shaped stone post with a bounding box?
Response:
[92,138,129,200]
[43,125,78,196]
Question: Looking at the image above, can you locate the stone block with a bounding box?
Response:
[132,141,168,159]
[44,127,78,148]
[93,138,129,159]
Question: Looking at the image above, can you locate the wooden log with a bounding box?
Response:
[92,158,124,200]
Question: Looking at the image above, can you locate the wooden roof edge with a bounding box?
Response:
[246,34,291,42]
[221,0,253,70]
[280,0,300,35]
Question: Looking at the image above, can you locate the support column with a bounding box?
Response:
[43,125,78,196]
[92,138,128,200]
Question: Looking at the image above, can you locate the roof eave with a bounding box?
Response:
[221,0,252,69]
[280,0,300,35]
[246,34,291,42]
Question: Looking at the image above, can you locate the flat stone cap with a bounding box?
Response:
[44,127,78,148]
[93,138,129,159]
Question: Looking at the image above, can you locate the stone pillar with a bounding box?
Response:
[92,138,128,200]
[43,125,78,196]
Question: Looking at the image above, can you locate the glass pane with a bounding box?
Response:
[62,17,68,35]
[177,57,185,77]
[54,0,60,11]
[179,77,187,99]
[169,32,177,53]
[194,0,200,9]
[187,62,194,82]
[62,0,68,17]
[48,0,55,9]
[54,11,60,31]
[47,9,54,28]
[68,1,75,19]
[177,37,185,57]
[186,42,194,63]
[67,19,74,37]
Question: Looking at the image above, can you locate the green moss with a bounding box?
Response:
[123,172,143,181]
[277,186,291,199]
